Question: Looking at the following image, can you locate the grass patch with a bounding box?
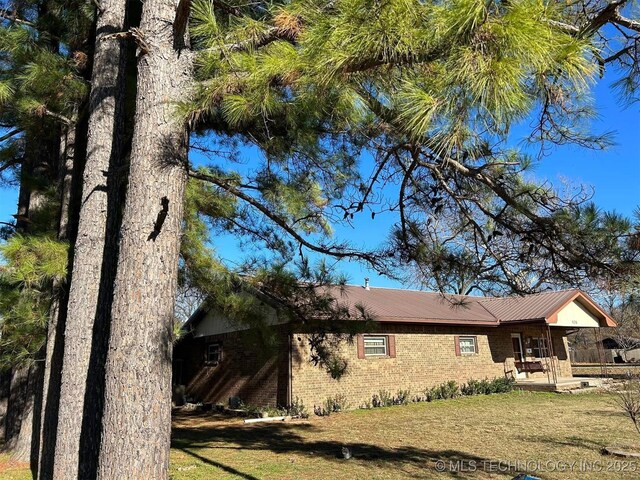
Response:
[0,453,31,480]
[3,392,638,479]
[170,392,640,479]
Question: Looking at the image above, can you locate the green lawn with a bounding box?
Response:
[170,391,640,480]
[2,392,638,479]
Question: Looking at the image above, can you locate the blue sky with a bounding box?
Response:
[1,72,638,289]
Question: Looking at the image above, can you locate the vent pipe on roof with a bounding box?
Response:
[364,277,370,290]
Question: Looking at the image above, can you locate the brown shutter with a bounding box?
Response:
[474,336,478,354]
[388,335,396,358]
[357,334,365,359]
[454,336,461,356]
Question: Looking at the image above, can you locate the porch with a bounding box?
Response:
[514,376,607,392]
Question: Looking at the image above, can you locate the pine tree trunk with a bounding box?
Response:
[37,122,77,478]
[0,370,9,442]
[53,1,129,477]
[4,122,60,473]
[97,0,192,476]
[4,363,43,464]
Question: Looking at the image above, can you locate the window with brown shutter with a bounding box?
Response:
[388,335,396,358]
[358,335,396,358]
[357,334,365,359]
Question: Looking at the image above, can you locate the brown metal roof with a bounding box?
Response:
[478,289,579,323]
[326,286,612,327]
[329,286,499,325]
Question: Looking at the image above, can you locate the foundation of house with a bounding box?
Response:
[515,376,607,392]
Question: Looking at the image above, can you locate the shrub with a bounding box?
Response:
[461,377,515,396]
[288,397,309,418]
[426,381,459,401]
[372,389,393,407]
[492,376,515,393]
[316,393,349,416]
[380,390,394,406]
[394,389,411,405]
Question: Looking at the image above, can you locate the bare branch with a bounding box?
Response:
[43,109,73,126]
[0,128,22,143]
[0,9,35,27]
[613,10,640,32]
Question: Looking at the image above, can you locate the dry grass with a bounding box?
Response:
[170,391,640,480]
[2,392,638,479]
[0,453,31,480]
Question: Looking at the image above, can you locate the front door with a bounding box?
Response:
[511,334,526,379]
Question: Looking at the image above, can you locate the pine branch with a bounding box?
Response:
[212,0,242,17]
[580,0,629,36]
[188,168,385,268]
[613,11,640,32]
[543,1,635,36]
[603,45,635,64]
[0,158,20,175]
[0,221,16,230]
[0,9,35,27]
[0,128,22,143]
[43,109,73,126]
[225,27,297,53]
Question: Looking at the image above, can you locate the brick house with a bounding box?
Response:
[173,286,615,410]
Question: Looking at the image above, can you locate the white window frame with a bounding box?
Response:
[363,335,388,357]
[459,336,477,355]
[207,343,221,363]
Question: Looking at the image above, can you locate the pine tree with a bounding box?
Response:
[52,0,133,476]
[186,0,640,294]
[90,1,638,477]
[0,0,632,477]
[95,0,193,475]
[0,0,91,470]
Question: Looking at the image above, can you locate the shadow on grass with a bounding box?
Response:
[172,413,518,478]
[516,434,606,452]
[586,409,628,419]
[178,448,261,480]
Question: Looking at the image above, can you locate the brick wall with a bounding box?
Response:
[173,327,289,407]
[291,323,572,410]
[173,322,572,410]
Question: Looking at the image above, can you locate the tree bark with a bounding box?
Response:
[97,0,192,476]
[4,120,60,474]
[0,370,9,442]
[53,1,129,477]
[3,362,43,464]
[37,121,78,479]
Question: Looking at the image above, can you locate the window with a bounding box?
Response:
[531,337,548,358]
[207,343,221,363]
[364,336,388,356]
[458,336,477,355]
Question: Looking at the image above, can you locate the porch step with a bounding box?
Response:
[515,377,604,392]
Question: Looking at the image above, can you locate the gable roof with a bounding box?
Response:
[329,286,499,326]
[185,285,616,333]
[478,289,578,323]
[328,286,615,327]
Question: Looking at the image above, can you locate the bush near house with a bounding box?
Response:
[350,377,516,414]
